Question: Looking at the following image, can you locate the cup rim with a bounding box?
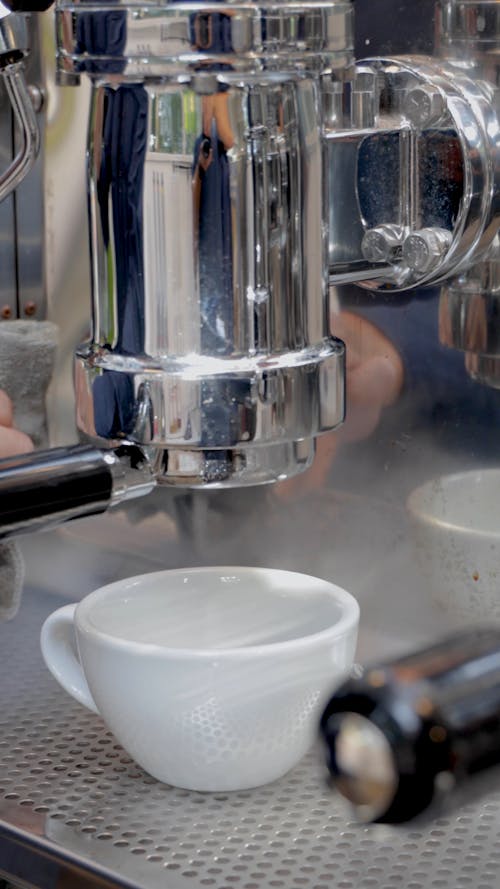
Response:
[75,566,359,659]
[406,468,500,540]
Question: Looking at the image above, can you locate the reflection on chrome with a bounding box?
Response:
[67,2,350,486]
[51,0,500,490]
[0,10,39,202]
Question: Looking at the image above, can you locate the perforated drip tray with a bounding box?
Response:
[2,590,500,889]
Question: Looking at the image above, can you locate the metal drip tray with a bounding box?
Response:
[2,566,500,887]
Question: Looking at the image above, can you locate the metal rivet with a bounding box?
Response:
[1,306,12,319]
[24,301,37,316]
[27,84,44,113]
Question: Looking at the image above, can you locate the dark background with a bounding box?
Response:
[354,0,436,57]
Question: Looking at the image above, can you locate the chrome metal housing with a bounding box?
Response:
[327,55,500,291]
[439,255,500,388]
[55,1,354,79]
[51,0,500,490]
[0,10,39,204]
[58,0,350,487]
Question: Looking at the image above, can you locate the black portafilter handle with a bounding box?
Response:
[0,443,156,539]
[320,627,500,824]
[0,444,114,538]
[1,0,54,11]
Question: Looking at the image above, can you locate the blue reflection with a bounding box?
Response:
[193,123,233,356]
[93,84,148,438]
[75,8,126,75]
[97,85,148,354]
[189,10,233,53]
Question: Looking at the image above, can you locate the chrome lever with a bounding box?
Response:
[0,3,39,202]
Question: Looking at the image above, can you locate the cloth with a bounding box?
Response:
[0,539,25,621]
[0,320,59,448]
[0,320,59,620]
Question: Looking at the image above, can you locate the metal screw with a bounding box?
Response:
[361,224,406,264]
[402,228,452,274]
[403,85,446,129]
[1,306,12,319]
[24,301,37,317]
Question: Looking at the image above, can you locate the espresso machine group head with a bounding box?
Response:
[0,0,499,536]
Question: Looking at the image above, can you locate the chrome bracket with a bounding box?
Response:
[327,56,500,292]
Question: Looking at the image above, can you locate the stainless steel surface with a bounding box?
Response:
[0,62,39,200]
[108,447,156,504]
[0,12,45,321]
[0,76,17,321]
[0,8,27,58]
[2,0,500,881]
[151,437,316,488]
[0,525,498,888]
[327,55,500,291]
[464,352,500,389]
[439,0,500,62]
[55,1,354,79]
[51,0,500,496]
[66,1,349,487]
[15,15,46,322]
[439,257,500,385]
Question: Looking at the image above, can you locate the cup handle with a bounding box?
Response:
[40,604,99,715]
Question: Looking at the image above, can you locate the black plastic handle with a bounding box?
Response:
[320,627,500,824]
[2,0,54,12]
[0,444,114,538]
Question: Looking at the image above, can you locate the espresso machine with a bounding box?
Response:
[0,0,498,535]
[2,0,500,886]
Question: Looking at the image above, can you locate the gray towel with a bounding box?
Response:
[0,320,59,620]
[0,539,25,621]
[0,320,59,448]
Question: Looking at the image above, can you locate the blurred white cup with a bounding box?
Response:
[407,469,500,620]
[40,566,359,792]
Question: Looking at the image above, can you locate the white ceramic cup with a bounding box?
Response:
[407,469,500,620]
[40,566,359,792]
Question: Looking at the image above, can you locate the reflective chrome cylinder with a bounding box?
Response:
[439,0,500,76]
[439,252,500,387]
[56,1,351,487]
[437,0,500,388]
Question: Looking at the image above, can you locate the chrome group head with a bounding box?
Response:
[57,0,353,487]
[53,0,500,487]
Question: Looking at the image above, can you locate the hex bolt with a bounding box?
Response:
[1,306,12,319]
[24,301,37,317]
[402,227,452,275]
[403,85,446,129]
[361,224,406,264]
